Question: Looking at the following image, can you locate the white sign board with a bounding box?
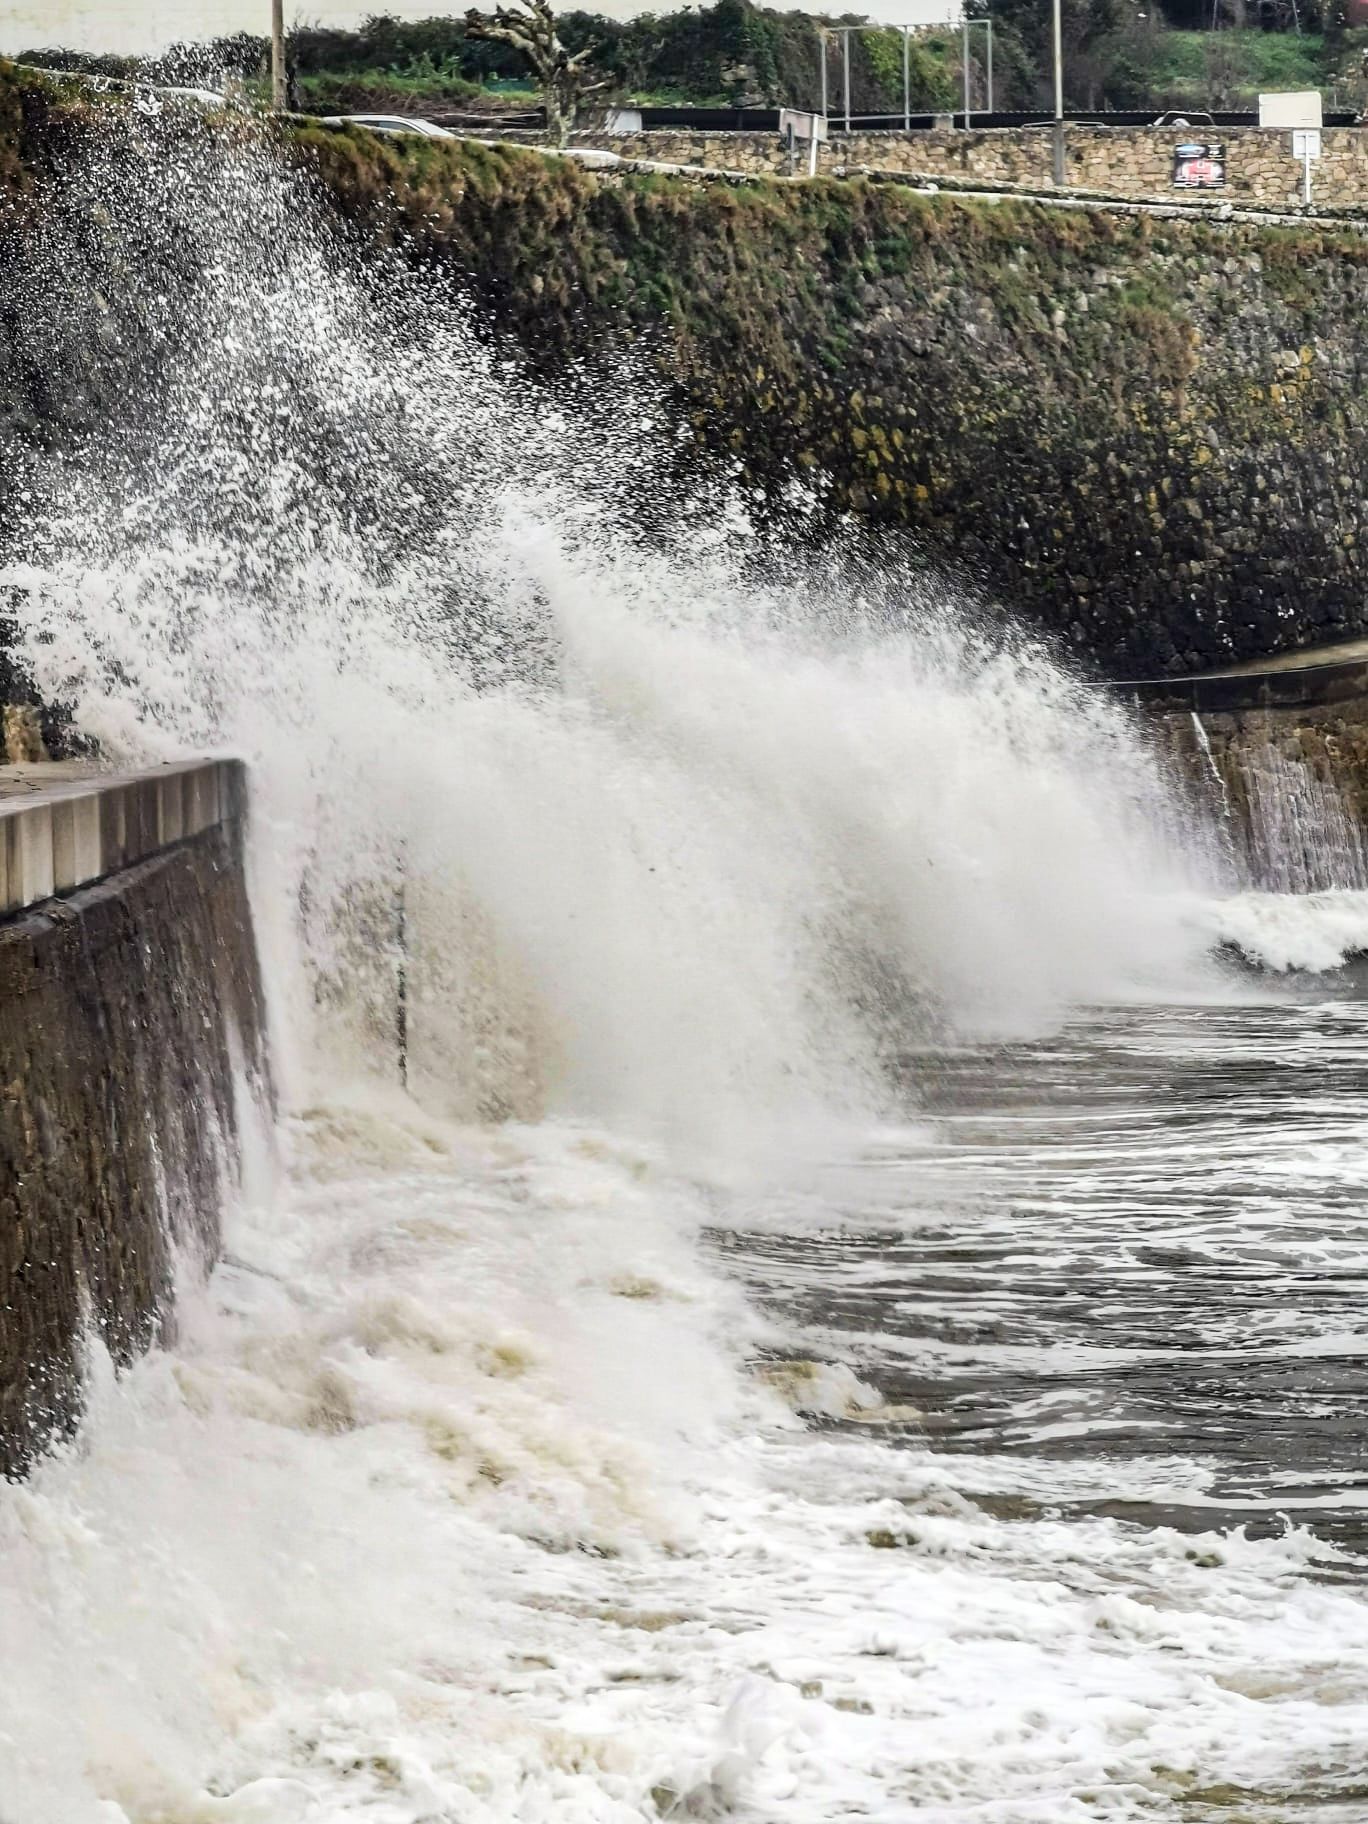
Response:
[779,108,829,144]
[1293,129,1322,160]
[1259,90,1323,130]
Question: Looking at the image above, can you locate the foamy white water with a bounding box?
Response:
[0,108,1232,1134]
[8,1074,1368,1824]
[9,1056,1368,1823]
[1207,887,1368,973]
[3,105,1367,1824]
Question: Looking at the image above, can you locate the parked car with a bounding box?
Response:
[323,114,456,140]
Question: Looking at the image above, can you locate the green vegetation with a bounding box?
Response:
[1156,25,1328,91]
[4,4,1032,115]
[981,0,1362,109]
[297,66,486,112]
[1089,22,1368,111]
[463,0,610,143]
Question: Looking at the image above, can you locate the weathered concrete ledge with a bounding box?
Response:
[0,758,264,1477]
[1111,656,1368,717]
[0,757,242,914]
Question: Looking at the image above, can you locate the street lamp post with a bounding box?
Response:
[271,0,286,110]
[961,18,994,125]
[962,16,972,127]
[1052,0,1065,183]
[984,19,993,110]
[820,26,858,133]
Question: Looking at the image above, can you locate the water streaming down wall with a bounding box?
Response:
[1148,676,1368,895]
[1236,737,1368,893]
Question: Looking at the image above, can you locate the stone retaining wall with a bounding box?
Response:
[575,124,1368,211]
[841,126,1368,212]
[292,119,1368,676]
[0,760,266,1475]
[14,71,1368,685]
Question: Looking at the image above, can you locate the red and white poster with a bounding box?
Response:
[1172,142,1227,188]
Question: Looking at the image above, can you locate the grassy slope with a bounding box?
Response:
[1139,28,1329,101]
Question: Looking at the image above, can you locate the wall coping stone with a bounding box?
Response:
[0,758,244,918]
[1109,660,1368,716]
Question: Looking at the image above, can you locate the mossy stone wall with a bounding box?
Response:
[292,120,1368,675]
[5,64,1368,676]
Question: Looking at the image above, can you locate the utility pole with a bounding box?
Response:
[963,18,972,128]
[902,24,911,131]
[1052,0,1065,184]
[985,20,993,111]
[962,19,994,125]
[821,26,858,132]
[271,0,286,110]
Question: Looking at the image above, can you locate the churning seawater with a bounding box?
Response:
[4,106,1368,1823]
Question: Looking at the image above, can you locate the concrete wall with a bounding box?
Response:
[1123,665,1368,892]
[576,125,1368,212]
[0,759,265,1475]
[0,757,241,911]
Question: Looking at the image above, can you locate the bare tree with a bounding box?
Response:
[465,0,608,147]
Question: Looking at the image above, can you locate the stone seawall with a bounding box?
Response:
[10,65,1368,682]
[575,125,1368,214]
[289,123,1368,677]
[0,759,265,1476]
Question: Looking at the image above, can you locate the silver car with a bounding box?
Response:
[324,114,456,139]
